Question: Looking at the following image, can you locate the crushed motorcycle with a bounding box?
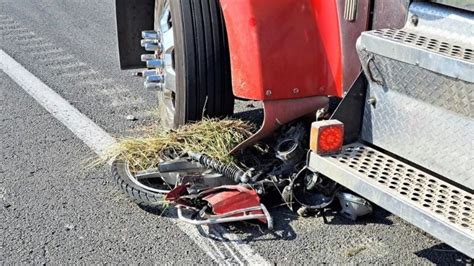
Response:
[111,121,373,230]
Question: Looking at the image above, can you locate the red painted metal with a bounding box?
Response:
[202,185,267,223]
[231,96,329,153]
[166,184,268,224]
[335,0,370,91]
[220,0,343,100]
[165,184,188,202]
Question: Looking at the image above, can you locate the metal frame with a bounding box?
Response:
[330,73,367,144]
[176,204,273,230]
[431,0,474,12]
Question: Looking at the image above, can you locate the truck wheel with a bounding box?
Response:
[155,0,234,128]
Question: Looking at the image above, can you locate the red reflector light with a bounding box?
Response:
[310,120,344,155]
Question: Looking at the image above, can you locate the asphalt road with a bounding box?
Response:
[0,0,469,264]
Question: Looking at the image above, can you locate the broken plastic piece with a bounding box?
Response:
[170,185,273,229]
[336,191,373,220]
[291,167,336,214]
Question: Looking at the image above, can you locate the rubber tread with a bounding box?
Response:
[173,0,234,126]
[111,160,164,207]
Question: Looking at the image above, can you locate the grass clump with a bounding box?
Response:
[105,118,254,172]
[345,245,367,257]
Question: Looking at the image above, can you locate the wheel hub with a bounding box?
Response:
[138,0,176,128]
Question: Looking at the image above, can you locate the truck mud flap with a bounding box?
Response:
[115,0,154,69]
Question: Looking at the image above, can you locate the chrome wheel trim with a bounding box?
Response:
[156,0,176,129]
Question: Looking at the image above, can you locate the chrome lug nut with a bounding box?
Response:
[146,59,164,68]
[133,69,158,77]
[140,38,159,47]
[144,43,162,52]
[141,30,159,39]
[142,69,158,77]
[141,54,157,62]
[136,69,158,78]
[146,74,164,83]
[144,81,164,91]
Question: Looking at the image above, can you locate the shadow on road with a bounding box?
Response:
[415,243,472,265]
[322,206,393,226]
[137,201,470,262]
[138,203,395,244]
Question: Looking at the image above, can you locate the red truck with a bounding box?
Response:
[114,0,473,257]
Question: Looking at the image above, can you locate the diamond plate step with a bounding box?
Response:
[356,2,474,188]
[308,142,474,257]
[370,28,474,63]
[357,2,474,83]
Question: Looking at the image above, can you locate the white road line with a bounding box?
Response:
[0,49,270,265]
[0,49,114,158]
[213,226,267,264]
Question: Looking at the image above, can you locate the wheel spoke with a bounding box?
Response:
[158,89,175,128]
[164,65,176,92]
[161,27,174,53]
[159,1,171,31]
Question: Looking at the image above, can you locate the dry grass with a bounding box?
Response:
[101,118,254,172]
[345,245,367,257]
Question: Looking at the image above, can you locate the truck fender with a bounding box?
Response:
[219,0,344,100]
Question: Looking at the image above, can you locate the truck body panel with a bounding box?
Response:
[220,0,344,100]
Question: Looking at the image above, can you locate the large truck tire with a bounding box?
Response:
[155,0,234,128]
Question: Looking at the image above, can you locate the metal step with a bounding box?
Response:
[356,2,474,189]
[308,142,474,257]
